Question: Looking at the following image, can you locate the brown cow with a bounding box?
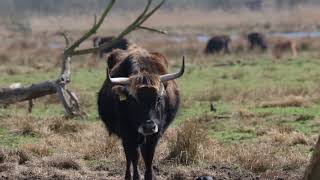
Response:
[272,39,298,59]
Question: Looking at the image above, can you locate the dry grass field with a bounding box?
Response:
[1,5,320,179]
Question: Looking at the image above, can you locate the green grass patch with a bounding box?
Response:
[209,129,257,143]
[0,127,39,148]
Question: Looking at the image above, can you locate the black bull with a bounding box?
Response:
[247,32,268,51]
[97,47,184,180]
[204,35,231,54]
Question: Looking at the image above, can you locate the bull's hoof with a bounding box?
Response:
[133,173,141,180]
[144,172,156,180]
[125,171,132,180]
[125,174,131,180]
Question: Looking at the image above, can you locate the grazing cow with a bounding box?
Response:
[92,36,130,58]
[247,32,268,51]
[97,45,184,180]
[204,35,231,54]
[272,39,298,59]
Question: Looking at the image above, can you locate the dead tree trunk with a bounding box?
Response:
[0,0,166,117]
[303,135,320,180]
[0,81,56,105]
[0,55,81,116]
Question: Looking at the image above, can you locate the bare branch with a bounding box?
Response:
[64,0,116,56]
[57,32,70,48]
[59,56,71,85]
[137,26,168,35]
[136,0,165,26]
[73,0,166,56]
[56,55,83,117]
[93,14,97,27]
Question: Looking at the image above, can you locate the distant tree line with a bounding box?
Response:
[0,0,317,16]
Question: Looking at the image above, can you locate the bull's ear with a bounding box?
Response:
[112,85,128,101]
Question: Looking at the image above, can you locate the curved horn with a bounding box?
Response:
[160,56,185,82]
[106,66,130,85]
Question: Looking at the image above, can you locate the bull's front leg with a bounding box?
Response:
[123,142,132,180]
[131,146,140,180]
[141,135,159,180]
[123,141,141,180]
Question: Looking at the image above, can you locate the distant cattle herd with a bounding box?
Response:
[93,32,300,62]
[203,32,298,59]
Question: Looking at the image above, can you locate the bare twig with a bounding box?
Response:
[137,26,168,35]
[64,0,116,56]
[73,0,166,56]
[93,14,97,27]
[57,32,70,48]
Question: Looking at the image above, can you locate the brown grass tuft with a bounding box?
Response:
[169,171,187,180]
[232,142,308,174]
[45,122,120,161]
[0,149,7,164]
[167,119,208,165]
[45,155,81,170]
[14,149,31,165]
[21,143,51,157]
[234,108,255,119]
[82,134,119,161]
[0,164,14,172]
[236,143,274,173]
[289,132,308,146]
[267,130,309,146]
[258,96,311,108]
[48,118,84,135]
[10,117,40,136]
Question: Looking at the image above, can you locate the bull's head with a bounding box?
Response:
[108,57,184,136]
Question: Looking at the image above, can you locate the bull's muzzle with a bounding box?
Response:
[138,120,158,136]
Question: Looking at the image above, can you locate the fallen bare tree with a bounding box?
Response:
[0,0,166,117]
[303,135,320,180]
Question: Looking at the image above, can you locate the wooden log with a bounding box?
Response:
[0,81,57,105]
